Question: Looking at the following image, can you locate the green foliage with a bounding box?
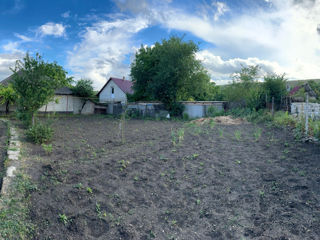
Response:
[223,65,264,110]
[11,53,71,126]
[263,74,287,108]
[207,106,225,117]
[273,111,296,127]
[72,79,94,98]
[41,143,53,155]
[26,123,54,144]
[130,36,216,116]
[0,84,17,113]
[0,173,36,240]
[308,80,320,101]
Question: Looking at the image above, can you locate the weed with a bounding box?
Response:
[196,199,201,205]
[234,130,242,141]
[118,160,130,171]
[259,190,265,197]
[209,119,216,129]
[41,143,53,155]
[235,160,241,164]
[253,128,262,141]
[87,187,93,194]
[74,183,83,189]
[59,214,69,225]
[218,128,224,138]
[171,128,185,146]
[134,176,139,181]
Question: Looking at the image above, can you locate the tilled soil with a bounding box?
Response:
[0,120,7,192]
[25,116,320,240]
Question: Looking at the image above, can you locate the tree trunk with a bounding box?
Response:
[5,101,9,114]
[80,100,87,114]
[32,113,35,126]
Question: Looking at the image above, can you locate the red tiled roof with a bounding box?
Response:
[97,77,133,96]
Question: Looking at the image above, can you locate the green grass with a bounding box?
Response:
[0,173,37,239]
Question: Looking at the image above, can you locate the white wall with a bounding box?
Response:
[39,95,73,112]
[291,102,320,119]
[99,80,127,104]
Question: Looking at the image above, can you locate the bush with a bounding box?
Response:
[168,102,184,117]
[207,106,225,117]
[273,111,296,127]
[26,123,53,144]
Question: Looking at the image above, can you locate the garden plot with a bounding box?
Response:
[24,116,320,240]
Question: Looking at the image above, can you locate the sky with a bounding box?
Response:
[0,0,320,90]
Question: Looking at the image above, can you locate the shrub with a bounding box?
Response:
[26,123,53,144]
[207,106,225,117]
[182,113,189,120]
[273,111,296,127]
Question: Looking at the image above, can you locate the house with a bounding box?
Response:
[97,77,133,104]
[0,73,95,114]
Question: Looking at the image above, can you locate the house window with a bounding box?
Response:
[111,87,114,94]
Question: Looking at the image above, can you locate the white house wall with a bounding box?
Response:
[99,80,127,104]
[39,95,73,112]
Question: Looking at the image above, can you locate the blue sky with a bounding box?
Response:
[0,0,320,89]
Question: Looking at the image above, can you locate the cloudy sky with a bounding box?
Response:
[0,0,320,89]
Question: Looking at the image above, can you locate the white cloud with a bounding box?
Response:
[0,52,24,80]
[67,17,149,89]
[212,1,229,21]
[197,50,283,84]
[149,0,320,80]
[61,11,71,18]
[38,22,66,37]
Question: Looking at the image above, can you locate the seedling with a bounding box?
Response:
[87,187,93,194]
[218,128,224,138]
[42,143,53,155]
[134,176,139,181]
[259,190,265,197]
[74,183,83,189]
[118,160,130,171]
[235,160,241,164]
[234,130,242,141]
[253,128,262,141]
[196,199,201,205]
[59,214,69,225]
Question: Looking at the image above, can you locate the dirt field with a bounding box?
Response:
[24,116,320,240]
[0,120,7,192]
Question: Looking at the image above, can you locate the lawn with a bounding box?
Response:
[21,116,320,239]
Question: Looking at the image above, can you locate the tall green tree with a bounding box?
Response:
[224,65,264,109]
[263,74,287,108]
[0,84,17,114]
[11,53,72,125]
[130,36,214,115]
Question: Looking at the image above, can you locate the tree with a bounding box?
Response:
[224,65,264,109]
[0,84,16,114]
[130,36,213,115]
[11,53,71,126]
[72,79,94,97]
[263,74,287,108]
[72,79,95,113]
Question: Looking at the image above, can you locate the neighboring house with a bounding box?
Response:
[97,77,133,104]
[0,73,95,114]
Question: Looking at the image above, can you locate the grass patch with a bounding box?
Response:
[0,172,36,239]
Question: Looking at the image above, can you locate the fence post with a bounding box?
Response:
[305,92,309,136]
[265,94,268,109]
[271,97,274,117]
